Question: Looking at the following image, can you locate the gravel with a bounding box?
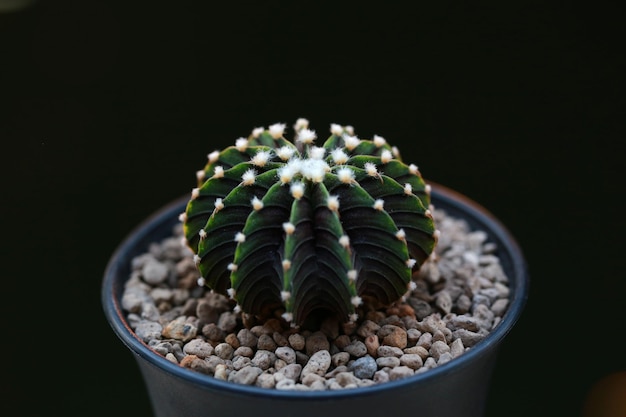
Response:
[121,207,511,390]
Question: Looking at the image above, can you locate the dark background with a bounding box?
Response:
[2,1,624,416]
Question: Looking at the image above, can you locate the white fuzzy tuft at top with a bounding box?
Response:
[235,137,249,152]
[296,128,317,144]
[269,123,286,139]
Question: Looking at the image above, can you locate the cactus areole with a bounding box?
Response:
[182,119,439,327]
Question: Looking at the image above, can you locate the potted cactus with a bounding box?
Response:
[102,118,529,417]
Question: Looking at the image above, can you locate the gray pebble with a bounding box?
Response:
[389,366,414,380]
[229,366,262,385]
[135,320,162,342]
[344,340,367,358]
[251,350,276,370]
[183,338,214,358]
[276,363,302,381]
[350,356,377,379]
[142,259,169,285]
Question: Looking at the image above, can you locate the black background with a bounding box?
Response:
[1,1,624,416]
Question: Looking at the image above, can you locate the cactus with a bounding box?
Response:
[181,118,438,327]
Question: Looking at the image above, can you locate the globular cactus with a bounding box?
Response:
[181,118,439,327]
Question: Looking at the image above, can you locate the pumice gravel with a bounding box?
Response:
[121,207,510,390]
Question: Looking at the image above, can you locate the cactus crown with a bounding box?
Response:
[182,118,438,327]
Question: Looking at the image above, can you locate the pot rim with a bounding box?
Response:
[102,181,529,399]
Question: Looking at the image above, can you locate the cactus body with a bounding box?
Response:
[183,119,438,326]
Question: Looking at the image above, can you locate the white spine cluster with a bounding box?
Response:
[290,182,305,199]
[343,134,360,150]
[241,169,256,185]
[252,127,264,138]
[251,196,264,211]
[282,222,295,235]
[235,137,249,152]
[330,123,343,136]
[208,150,220,163]
[373,134,386,147]
[297,128,317,144]
[212,166,224,179]
[276,146,295,161]
[251,150,271,167]
[331,148,349,165]
[327,195,340,212]
[381,149,393,163]
[269,122,286,139]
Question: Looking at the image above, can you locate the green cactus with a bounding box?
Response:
[181,119,438,327]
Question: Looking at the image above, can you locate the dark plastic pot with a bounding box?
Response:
[102,182,529,417]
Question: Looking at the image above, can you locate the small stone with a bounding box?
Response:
[301,350,332,378]
[275,346,296,364]
[233,346,254,357]
[277,363,302,381]
[214,363,229,380]
[429,340,451,360]
[373,370,390,384]
[142,259,169,285]
[229,366,262,385]
[378,325,407,349]
[399,354,423,370]
[416,332,433,349]
[376,356,400,368]
[332,351,350,367]
[273,331,289,347]
[225,333,240,349]
[288,333,305,351]
[335,372,359,387]
[305,331,330,356]
[232,356,251,370]
[377,345,403,358]
[217,311,238,333]
[255,373,276,388]
[179,355,211,374]
[491,298,509,316]
[134,320,163,343]
[333,334,351,350]
[389,365,414,380]
[182,338,214,358]
[344,340,367,358]
[364,334,379,357]
[450,338,465,358]
[356,320,381,338]
[201,323,225,343]
[437,352,453,365]
[251,350,276,370]
[257,333,277,351]
[162,316,197,342]
[350,356,377,379]
[404,345,430,360]
[214,342,234,360]
[237,328,258,348]
[451,329,485,347]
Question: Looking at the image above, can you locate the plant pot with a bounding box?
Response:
[102,181,529,417]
